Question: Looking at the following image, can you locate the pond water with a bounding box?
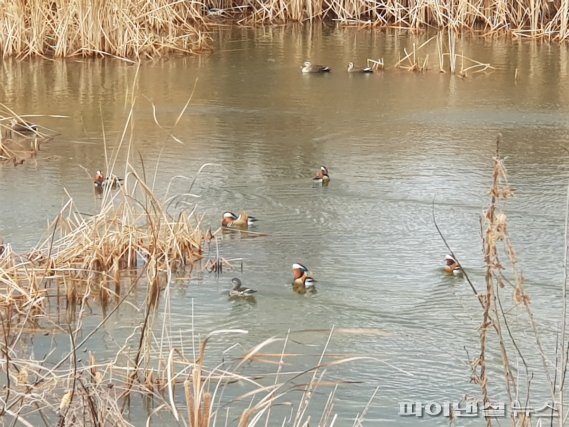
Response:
[2,24,569,425]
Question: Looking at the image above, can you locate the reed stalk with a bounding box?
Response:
[434,136,569,426]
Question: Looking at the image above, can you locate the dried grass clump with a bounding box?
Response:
[3,0,569,52]
[394,32,494,75]
[41,171,204,289]
[0,0,211,59]
[38,191,203,276]
[0,162,208,328]
[222,0,569,40]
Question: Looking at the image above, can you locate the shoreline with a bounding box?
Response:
[2,0,569,59]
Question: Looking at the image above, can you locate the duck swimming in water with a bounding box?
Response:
[444,254,462,274]
[229,278,257,297]
[222,211,257,229]
[292,263,317,294]
[292,263,309,283]
[293,276,317,295]
[347,62,373,73]
[94,170,123,189]
[10,119,38,134]
[302,61,331,73]
[313,166,330,185]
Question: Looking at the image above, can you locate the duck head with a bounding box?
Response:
[292,262,309,279]
[231,277,243,289]
[94,170,104,187]
[314,166,329,179]
[445,254,457,266]
[222,211,238,227]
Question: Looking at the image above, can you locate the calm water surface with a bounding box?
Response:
[2,26,569,425]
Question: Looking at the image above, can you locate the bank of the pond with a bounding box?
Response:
[2,0,569,59]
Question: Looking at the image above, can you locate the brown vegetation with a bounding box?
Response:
[2,0,569,59]
[0,169,206,323]
[0,0,211,59]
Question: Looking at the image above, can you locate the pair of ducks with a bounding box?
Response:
[229,262,317,298]
[94,170,124,190]
[302,61,373,74]
[222,166,330,230]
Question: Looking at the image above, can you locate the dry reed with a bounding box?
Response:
[0,167,207,329]
[3,0,569,60]
[391,31,495,74]
[0,293,387,426]
[0,0,211,59]
[227,0,569,40]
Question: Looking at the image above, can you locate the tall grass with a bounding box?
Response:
[0,304,385,426]
[0,0,211,59]
[2,0,569,59]
[216,0,569,40]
